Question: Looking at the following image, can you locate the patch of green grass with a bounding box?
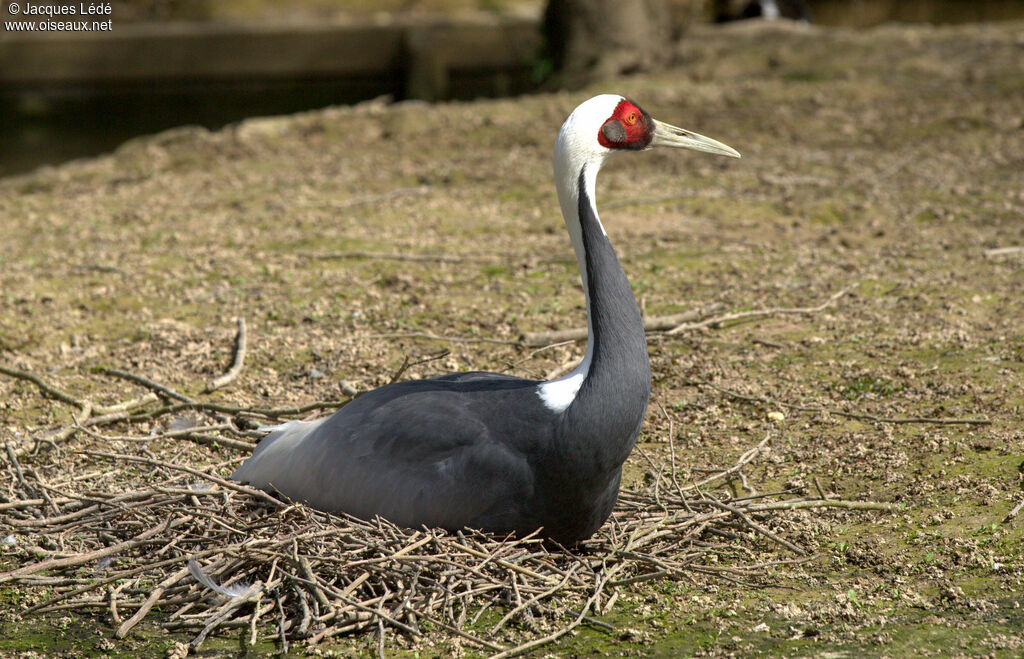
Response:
[835,375,906,400]
[481,263,510,277]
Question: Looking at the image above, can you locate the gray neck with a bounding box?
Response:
[545,165,651,482]
[573,167,650,407]
[538,151,650,459]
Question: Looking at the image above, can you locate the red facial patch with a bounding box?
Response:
[597,99,653,150]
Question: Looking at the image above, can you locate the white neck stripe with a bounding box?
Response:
[537,95,621,413]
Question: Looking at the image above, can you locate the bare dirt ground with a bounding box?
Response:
[1,19,1023,657]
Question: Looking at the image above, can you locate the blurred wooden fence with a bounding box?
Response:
[0,15,541,101]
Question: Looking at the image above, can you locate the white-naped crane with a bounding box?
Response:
[232,95,740,544]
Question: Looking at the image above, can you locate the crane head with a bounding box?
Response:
[595,96,740,159]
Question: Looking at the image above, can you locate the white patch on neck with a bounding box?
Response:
[538,371,585,413]
[536,94,621,414]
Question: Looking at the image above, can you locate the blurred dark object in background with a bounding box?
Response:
[714,0,811,22]
[542,0,675,87]
[809,0,1024,26]
[109,0,213,22]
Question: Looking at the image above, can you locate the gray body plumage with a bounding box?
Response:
[228,94,729,545]
[232,170,649,544]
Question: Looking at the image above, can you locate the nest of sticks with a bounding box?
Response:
[0,327,901,657]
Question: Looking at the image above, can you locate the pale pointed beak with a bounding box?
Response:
[650,119,741,158]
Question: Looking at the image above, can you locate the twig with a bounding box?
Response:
[565,608,615,631]
[302,250,493,264]
[363,331,520,346]
[0,365,155,452]
[746,499,903,513]
[92,393,160,417]
[277,593,289,654]
[108,584,124,626]
[416,611,506,652]
[703,499,806,556]
[489,575,608,658]
[106,369,195,404]
[521,304,726,346]
[491,565,578,634]
[76,424,255,452]
[5,442,30,492]
[758,173,831,187]
[206,318,247,392]
[116,565,191,638]
[693,380,992,426]
[0,497,77,512]
[133,400,348,421]
[812,477,829,501]
[0,518,176,584]
[75,449,285,509]
[299,557,332,611]
[191,582,263,649]
[0,364,85,409]
[284,570,420,637]
[387,357,410,385]
[984,246,1024,258]
[25,468,61,515]
[684,430,771,494]
[544,358,577,381]
[12,402,93,458]
[500,340,577,374]
[1001,498,1023,524]
[446,541,558,585]
[665,287,853,335]
[386,350,452,385]
[24,547,236,615]
[658,403,687,503]
[249,591,265,645]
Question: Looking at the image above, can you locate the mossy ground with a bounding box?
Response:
[2,18,1023,658]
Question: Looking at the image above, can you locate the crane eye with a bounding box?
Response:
[625,111,638,125]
